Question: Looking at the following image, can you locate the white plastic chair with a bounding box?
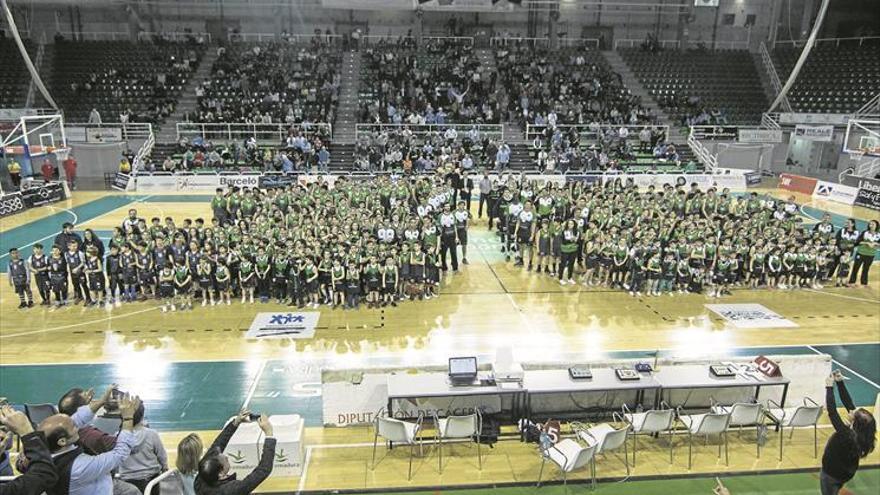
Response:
[677,408,731,469]
[711,399,764,458]
[537,438,597,488]
[621,401,676,466]
[573,416,630,476]
[764,397,823,461]
[372,412,424,480]
[433,409,482,472]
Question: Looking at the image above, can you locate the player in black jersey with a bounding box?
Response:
[105,244,122,305]
[64,240,90,304]
[28,243,50,305]
[48,245,69,306]
[7,248,33,308]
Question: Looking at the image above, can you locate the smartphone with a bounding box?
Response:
[248,412,261,421]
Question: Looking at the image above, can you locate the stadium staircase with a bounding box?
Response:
[751,51,779,108]
[333,50,362,144]
[156,46,219,143]
[602,50,677,136]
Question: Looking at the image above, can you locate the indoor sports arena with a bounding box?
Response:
[1,1,879,494]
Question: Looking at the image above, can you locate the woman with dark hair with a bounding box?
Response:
[81,228,105,259]
[821,371,877,494]
[849,219,878,286]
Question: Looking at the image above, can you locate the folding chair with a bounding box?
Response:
[676,408,731,470]
[711,399,764,458]
[372,412,424,480]
[537,438,597,489]
[433,409,482,473]
[764,397,823,461]
[573,415,630,476]
[621,401,676,466]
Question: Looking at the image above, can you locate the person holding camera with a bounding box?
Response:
[820,371,877,495]
[195,410,276,495]
[37,391,143,495]
[57,387,119,455]
[0,405,59,495]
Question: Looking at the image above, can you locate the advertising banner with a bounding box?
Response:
[0,192,26,218]
[174,175,220,191]
[793,125,834,142]
[745,171,763,186]
[705,304,798,329]
[86,127,123,143]
[20,182,65,207]
[738,129,783,143]
[812,180,858,205]
[246,312,320,339]
[112,173,131,191]
[600,173,746,191]
[840,175,880,210]
[135,175,177,191]
[778,173,818,195]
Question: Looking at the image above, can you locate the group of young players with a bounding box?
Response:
[7,173,473,311]
[483,177,877,296]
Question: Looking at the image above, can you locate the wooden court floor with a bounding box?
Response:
[0,188,878,493]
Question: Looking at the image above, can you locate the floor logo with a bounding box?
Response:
[246,312,320,339]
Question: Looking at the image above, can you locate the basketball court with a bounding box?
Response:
[1,187,878,492]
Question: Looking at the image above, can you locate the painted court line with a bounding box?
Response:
[0,194,155,260]
[806,344,880,390]
[803,288,880,304]
[0,306,160,339]
[241,359,268,411]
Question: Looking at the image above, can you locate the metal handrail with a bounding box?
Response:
[525,123,669,143]
[774,35,880,48]
[614,38,680,50]
[144,469,181,495]
[490,37,599,49]
[355,123,503,141]
[54,31,130,41]
[855,93,880,118]
[687,130,718,172]
[760,42,792,113]
[137,31,212,42]
[176,122,333,143]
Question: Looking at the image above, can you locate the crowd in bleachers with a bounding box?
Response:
[358,37,500,125]
[496,43,656,128]
[193,39,340,124]
[150,126,333,172]
[0,38,33,108]
[0,388,279,494]
[51,40,204,123]
[353,125,504,172]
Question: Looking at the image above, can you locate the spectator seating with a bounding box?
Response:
[0,39,34,108]
[359,38,499,124]
[771,41,880,114]
[195,40,340,124]
[50,40,204,123]
[620,48,768,124]
[496,44,655,128]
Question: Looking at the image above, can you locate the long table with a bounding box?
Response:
[523,368,661,420]
[385,365,791,424]
[386,373,526,420]
[653,364,790,411]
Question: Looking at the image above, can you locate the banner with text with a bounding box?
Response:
[246,312,320,339]
[793,125,835,142]
[840,174,880,210]
[738,129,783,143]
[812,180,858,205]
[706,303,798,329]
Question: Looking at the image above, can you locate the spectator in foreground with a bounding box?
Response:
[176,434,204,495]
[118,402,168,493]
[820,371,876,495]
[195,410,275,495]
[38,391,142,495]
[0,405,59,495]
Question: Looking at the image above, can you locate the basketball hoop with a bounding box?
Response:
[54,147,70,162]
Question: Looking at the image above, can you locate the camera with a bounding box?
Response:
[247,412,261,421]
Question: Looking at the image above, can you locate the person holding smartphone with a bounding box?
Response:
[195,410,276,495]
[820,371,877,494]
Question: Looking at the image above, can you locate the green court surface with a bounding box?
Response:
[349,468,880,495]
[1,343,877,431]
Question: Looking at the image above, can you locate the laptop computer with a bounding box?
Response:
[449,357,478,386]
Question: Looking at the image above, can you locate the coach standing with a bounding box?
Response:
[478,171,491,220]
